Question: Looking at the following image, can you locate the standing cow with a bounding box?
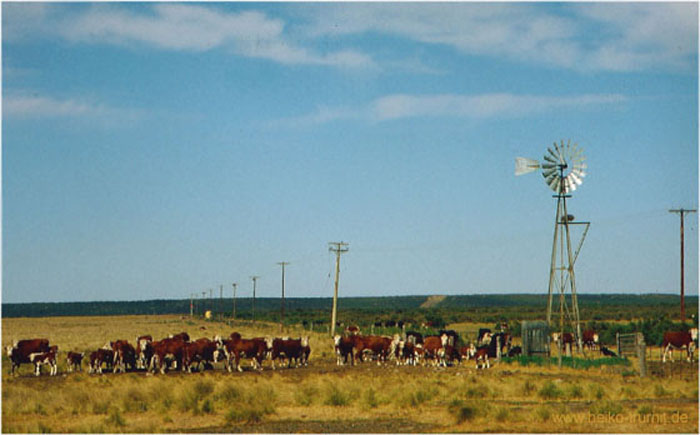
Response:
[662,328,698,363]
[6,339,51,375]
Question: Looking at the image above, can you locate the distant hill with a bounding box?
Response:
[2,294,696,320]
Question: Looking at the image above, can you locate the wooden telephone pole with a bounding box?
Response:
[277,262,289,331]
[669,208,696,321]
[231,283,238,320]
[250,276,260,323]
[328,242,349,337]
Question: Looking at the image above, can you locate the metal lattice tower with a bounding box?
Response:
[516,140,591,355]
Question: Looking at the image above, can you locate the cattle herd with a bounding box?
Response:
[5,332,311,377]
[5,326,697,377]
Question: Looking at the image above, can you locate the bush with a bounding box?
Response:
[590,400,622,416]
[364,388,379,409]
[448,399,476,423]
[324,385,350,407]
[294,385,317,407]
[522,380,536,396]
[538,381,563,400]
[566,384,583,399]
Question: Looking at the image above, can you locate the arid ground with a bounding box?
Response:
[2,315,697,433]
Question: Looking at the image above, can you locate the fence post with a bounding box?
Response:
[616,333,620,357]
[637,332,647,377]
[496,336,501,361]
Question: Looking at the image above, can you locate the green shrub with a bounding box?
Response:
[538,381,563,400]
[325,384,350,407]
[654,385,669,398]
[364,388,379,409]
[448,399,476,423]
[522,380,536,396]
[216,384,242,403]
[566,384,584,399]
[294,385,317,406]
[105,408,126,427]
[590,400,622,416]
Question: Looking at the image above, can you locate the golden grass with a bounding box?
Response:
[2,315,697,433]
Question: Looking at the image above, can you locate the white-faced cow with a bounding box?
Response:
[89,348,114,374]
[6,339,50,375]
[552,332,575,355]
[334,335,355,365]
[29,346,58,376]
[468,343,490,369]
[267,336,309,369]
[582,330,599,351]
[662,328,698,363]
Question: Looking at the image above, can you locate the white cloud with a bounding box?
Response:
[3,94,140,123]
[303,3,697,73]
[291,93,628,125]
[55,4,375,69]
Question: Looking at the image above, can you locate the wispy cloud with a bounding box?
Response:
[48,4,375,70]
[289,93,628,125]
[3,93,141,122]
[303,3,697,73]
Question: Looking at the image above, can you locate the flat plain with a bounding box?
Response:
[2,315,697,433]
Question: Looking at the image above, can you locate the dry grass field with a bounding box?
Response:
[2,315,698,433]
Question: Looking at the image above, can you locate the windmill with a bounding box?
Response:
[516,140,591,356]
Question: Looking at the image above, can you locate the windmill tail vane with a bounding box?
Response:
[515,157,540,176]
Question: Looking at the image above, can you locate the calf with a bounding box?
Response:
[29,347,58,376]
[66,351,85,372]
[438,329,460,347]
[662,329,698,363]
[469,344,490,369]
[6,338,50,375]
[89,348,114,374]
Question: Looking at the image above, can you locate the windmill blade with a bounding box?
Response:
[515,157,541,176]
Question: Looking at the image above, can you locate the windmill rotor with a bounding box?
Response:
[515,139,586,194]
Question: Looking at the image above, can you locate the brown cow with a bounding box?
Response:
[111,340,137,373]
[468,343,490,369]
[267,337,307,369]
[89,348,114,374]
[183,338,222,372]
[662,328,698,363]
[334,335,355,365]
[6,339,51,375]
[149,338,186,374]
[66,351,84,372]
[552,332,575,354]
[421,334,448,367]
[168,332,190,342]
[352,335,395,365]
[223,332,269,372]
[345,325,361,336]
[582,330,599,351]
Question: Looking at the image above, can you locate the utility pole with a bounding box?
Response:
[277,262,290,331]
[250,276,260,323]
[669,208,696,322]
[190,293,194,317]
[219,285,223,319]
[328,242,349,337]
[232,283,238,320]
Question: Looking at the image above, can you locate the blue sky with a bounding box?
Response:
[2,2,698,304]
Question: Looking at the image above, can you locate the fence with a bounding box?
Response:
[521,321,550,356]
[616,332,647,377]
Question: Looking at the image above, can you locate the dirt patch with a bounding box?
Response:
[420,295,446,309]
[186,418,436,433]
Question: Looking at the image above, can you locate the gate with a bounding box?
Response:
[521,321,550,356]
